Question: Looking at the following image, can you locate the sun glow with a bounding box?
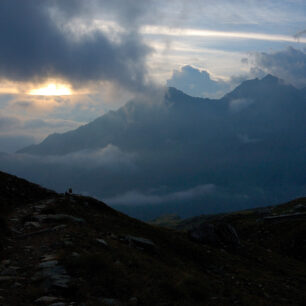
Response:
[28,83,72,96]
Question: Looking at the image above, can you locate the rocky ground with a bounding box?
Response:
[0,171,306,305]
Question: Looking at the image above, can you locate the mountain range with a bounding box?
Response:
[19,74,306,156]
[1,74,304,219]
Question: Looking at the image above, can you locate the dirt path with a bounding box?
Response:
[1,197,77,305]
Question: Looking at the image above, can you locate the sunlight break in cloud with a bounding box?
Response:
[28,83,72,96]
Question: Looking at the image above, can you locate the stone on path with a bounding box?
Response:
[96,238,108,247]
[35,296,60,303]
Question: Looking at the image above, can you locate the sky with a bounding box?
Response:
[0,0,306,152]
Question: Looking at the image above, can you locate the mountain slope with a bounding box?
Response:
[18,75,306,156]
[7,75,306,219]
[0,171,306,305]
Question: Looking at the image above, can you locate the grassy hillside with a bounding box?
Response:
[0,170,305,305]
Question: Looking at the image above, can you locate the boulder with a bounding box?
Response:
[96,238,108,247]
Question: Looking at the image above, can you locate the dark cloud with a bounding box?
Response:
[92,0,156,28]
[233,47,306,88]
[51,0,156,28]
[253,47,306,88]
[167,65,230,98]
[0,0,153,92]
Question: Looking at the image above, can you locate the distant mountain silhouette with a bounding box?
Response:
[19,74,306,157]
[9,75,306,219]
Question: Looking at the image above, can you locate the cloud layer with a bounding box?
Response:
[253,47,306,88]
[106,184,216,206]
[167,65,230,98]
[0,0,152,92]
[0,112,82,152]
